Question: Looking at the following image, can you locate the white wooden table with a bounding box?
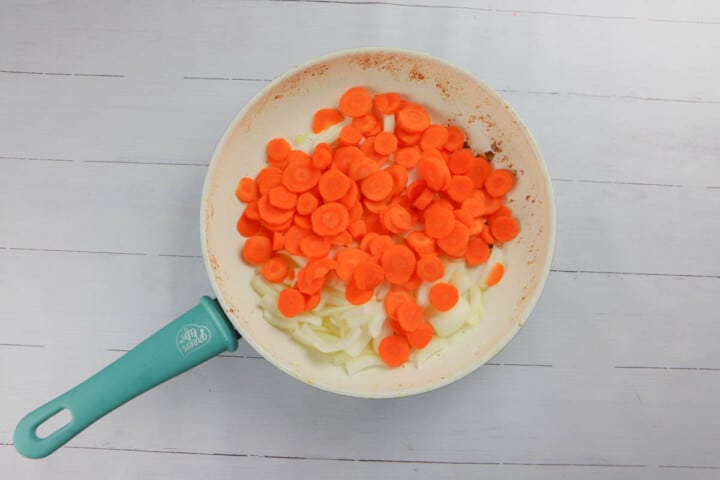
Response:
[1,1,719,478]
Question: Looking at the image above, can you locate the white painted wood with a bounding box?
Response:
[2,160,718,275]
[2,347,720,469]
[2,75,719,187]
[0,1,719,100]
[1,0,719,477]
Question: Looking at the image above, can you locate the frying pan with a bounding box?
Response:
[14,48,556,459]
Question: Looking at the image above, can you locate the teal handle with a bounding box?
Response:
[14,297,238,459]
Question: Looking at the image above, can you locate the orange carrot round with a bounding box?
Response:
[416,255,445,282]
[236,177,258,203]
[444,126,465,152]
[465,238,491,266]
[373,92,402,114]
[396,104,430,133]
[345,281,374,305]
[397,301,424,331]
[353,260,385,290]
[448,148,474,175]
[278,288,305,317]
[268,185,298,210]
[318,168,352,202]
[267,137,292,165]
[361,170,394,201]
[312,143,333,170]
[423,202,456,239]
[485,169,515,197]
[485,263,505,287]
[381,244,416,285]
[418,149,451,191]
[490,215,520,242]
[384,288,415,319]
[312,108,344,134]
[429,282,459,311]
[296,192,319,215]
[241,235,272,265]
[339,125,363,146]
[300,233,332,259]
[446,175,474,203]
[236,213,260,238]
[339,87,373,118]
[373,132,398,155]
[261,256,289,283]
[378,335,410,367]
[311,202,350,237]
[437,222,470,258]
[282,159,321,193]
[419,124,449,151]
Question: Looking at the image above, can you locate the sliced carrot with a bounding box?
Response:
[385,165,408,196]
[351,113,378,134]
[485,169,515,197]
[258,194,294,225]
[335,247,370,283]
[374,132,398,155]
[236,177,258,203]
[367,234,394,257]
[261,256,289,283]
[296,192,319,215]
[361,170,394,201]
[406,231,437,255]
[339,87,373,118]
[378,335,410,367]
[396,104,430,133]
[348,219,366,240]
[339,125,363,146]
[448,148,474,175]
[339,180,360,211]
[403,274,423,291]
[453,209,474,230]
[396,128,422,147]
[485,263,505,287]
[444,126,465,152]
[480,193,501,215]
[278,288,305,317]
[465,237,491,266]
[470,217,485,236]
[300,233,332,259]
[359,232,380,253]
[406,179,427,201]
[412,188,434,210]
[437,222,470,258]
[490,215,520,242]
[256,167,283,195]
[364,198,388,214]
[312,142,333,170]
[244,200,260,220]
[487,205,512,223]
[423,202,456,239]
[381,244,416,285]
[241,235,272,265]
[480,224,495,245]
[272,232,285,251]
[305,257,336,280]
[394,146,420,169]
[446,175,474,203]
[397,301,424,331]
[469,156,492,188]
[267,138,292,165]
[406,323,433,349]
[311,202,350,237]
[374,92,402,114]
[429,282,459,312]
[312,108,344,134]
[282,158,321,193]
[419,124,449,151]
[416,255,444,282]
[384,205,413,234]
[265,216,295,232]
[390,318,406,336]
[332,145,365,173]
[236,213,260,237]
[345,281,374,305]
[304,292,321,311]
[349,202,363,222]
[384,288,415,319]
[332,231,352,246]
[296,267,326,295]
[353,260,385,290]
[418,149,451,191]
[461,190,487,218]
[318,168,352,202]
[284,225,311,255]
[293,214,311,230]
[366,116,384,137]
[268,185,298,210]
[348,155,379,181]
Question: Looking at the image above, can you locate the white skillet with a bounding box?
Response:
[15,48,555,459]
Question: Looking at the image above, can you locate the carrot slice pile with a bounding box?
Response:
[235,87,521,367]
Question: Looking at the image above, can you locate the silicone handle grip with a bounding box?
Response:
[14,297,238,459]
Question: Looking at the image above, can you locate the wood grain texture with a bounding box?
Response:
[0,0,719,478]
